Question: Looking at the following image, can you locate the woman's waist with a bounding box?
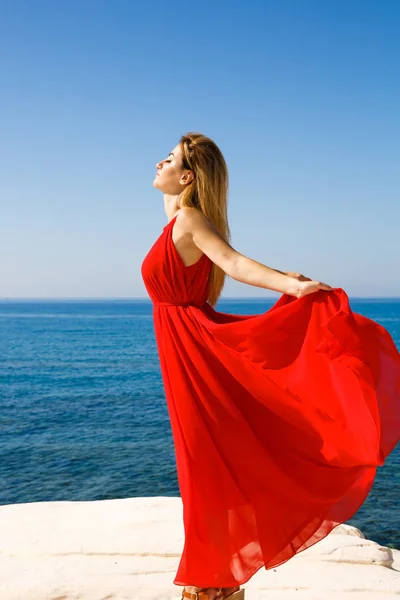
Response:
[153,300,208,308]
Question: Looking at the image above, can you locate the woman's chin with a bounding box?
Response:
[153,178,166,192]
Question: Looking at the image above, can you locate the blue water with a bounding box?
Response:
[0,297,399,549]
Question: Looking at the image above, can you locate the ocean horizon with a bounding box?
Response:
[2,296,400,300]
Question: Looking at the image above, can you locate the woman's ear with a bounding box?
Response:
[181,170,195,184]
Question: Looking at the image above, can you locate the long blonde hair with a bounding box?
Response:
[178,132,230,307]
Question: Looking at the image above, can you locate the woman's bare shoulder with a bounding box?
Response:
[177,207,214,232]
[177,206,204,222]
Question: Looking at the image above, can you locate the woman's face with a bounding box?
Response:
[153,143,193,194]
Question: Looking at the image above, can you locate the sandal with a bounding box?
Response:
[182,587,244,600]
[217,588,244,600]
[182,590,219,600]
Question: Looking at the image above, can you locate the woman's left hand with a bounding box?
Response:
[296,279,333,298]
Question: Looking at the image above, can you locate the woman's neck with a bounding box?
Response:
[163,194,181,219]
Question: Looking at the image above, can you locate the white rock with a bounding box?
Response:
[0,496,398,600]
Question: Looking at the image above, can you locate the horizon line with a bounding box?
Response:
[1,296,400,301]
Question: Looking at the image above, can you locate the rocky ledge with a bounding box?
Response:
[0,497,399,599]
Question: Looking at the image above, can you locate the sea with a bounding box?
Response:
[0,297,399,549]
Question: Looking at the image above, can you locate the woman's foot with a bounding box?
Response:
[182,587,220,599]
[182,586,241,599]
[220,588,240,597]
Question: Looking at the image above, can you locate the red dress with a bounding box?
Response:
[141,213,400,587]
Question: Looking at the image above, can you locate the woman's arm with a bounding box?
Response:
[227,254,304,296]
[176,208,331,297]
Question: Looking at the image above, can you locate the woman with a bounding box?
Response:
[141,133,400,600]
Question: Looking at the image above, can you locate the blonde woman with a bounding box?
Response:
[141,133,400,600]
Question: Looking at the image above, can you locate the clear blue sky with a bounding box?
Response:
[1,0,399,298]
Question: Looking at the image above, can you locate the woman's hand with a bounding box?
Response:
[294,279,333,298]
[284,272,333,298]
